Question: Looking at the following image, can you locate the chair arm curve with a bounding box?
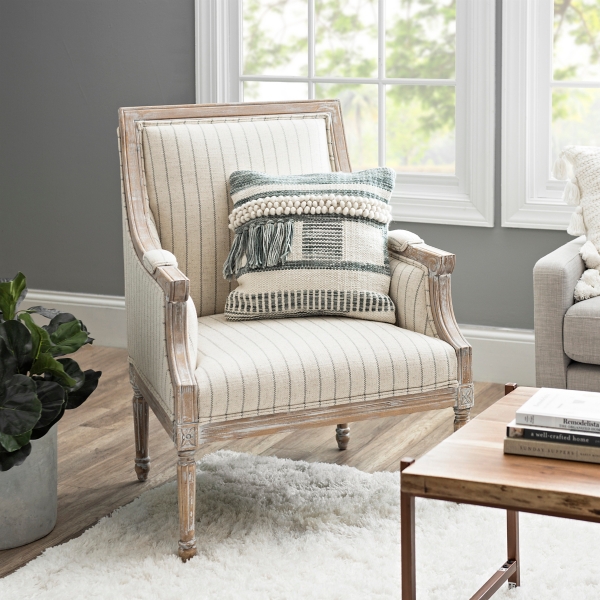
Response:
[387,229,472,393]
[533,236,585,388]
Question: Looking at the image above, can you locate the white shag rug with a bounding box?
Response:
[1,450,599,599]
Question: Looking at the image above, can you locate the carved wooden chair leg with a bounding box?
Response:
[132,392,150,481]
[336,423,350,450]
[177,450,197,561]
[453,383,474,431]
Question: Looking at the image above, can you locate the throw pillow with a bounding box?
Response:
[222,168,396,322]
[553,145,600,300]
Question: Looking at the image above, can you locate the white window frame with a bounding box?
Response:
[502,0,577,229]
[195,0,495,227]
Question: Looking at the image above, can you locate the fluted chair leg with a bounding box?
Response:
[178,450,197,561]
[336,423,350,450]
[132,393,150,481]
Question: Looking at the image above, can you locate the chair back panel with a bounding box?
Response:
[139,113,335,317]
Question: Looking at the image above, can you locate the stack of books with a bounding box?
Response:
[504,388,600,464]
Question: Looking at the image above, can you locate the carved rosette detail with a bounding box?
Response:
[458,384,474,409]
[178,426,197,449]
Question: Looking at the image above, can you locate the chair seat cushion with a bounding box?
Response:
[564,296,600,365]
[194,314,458,423]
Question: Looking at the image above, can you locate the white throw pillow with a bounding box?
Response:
[554,146,600,300]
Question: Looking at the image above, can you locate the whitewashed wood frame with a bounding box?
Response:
[195,0,495,227]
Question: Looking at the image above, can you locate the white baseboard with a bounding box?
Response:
[20,291,537,385]
[460,324,536,386]
[21,290,127,349]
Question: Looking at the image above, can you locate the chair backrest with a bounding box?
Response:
[120,101,351,317]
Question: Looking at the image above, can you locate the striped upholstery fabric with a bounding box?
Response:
[138,114,334,317]
[389,255,438,337]
[194,314,458,423]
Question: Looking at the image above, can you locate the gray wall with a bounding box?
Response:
[0,0,572,330]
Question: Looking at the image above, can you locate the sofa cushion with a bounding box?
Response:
[194,314,458,424]
[564,296,600,365]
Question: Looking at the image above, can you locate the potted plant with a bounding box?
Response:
[0,272,102,549]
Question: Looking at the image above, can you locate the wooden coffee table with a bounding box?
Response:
[400,385,600,600]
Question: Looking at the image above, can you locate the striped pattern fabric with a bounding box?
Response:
[389,255,438,337]
[194,314,458,423]
[223,168,396,323]
[138,114,334,318]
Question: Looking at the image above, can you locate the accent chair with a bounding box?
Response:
[118,100,474,560]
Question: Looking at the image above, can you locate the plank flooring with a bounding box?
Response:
[0,344,504,577]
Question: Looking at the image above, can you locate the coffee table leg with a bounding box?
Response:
[507,510,520,588]
[401,459,416,600]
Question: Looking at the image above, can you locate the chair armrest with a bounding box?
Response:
[534,236,585,388]
[387,230,472,407]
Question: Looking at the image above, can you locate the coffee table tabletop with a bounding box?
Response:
[400,386,600,600]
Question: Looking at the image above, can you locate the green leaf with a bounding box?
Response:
[65,369,101,409]
[25,305,61,319]
[18,312,53,360]
[30,352,77,388]
[0,272,27,321]
[30,404,64,440]
[0,336,18,384]
[56,358,84,392]
[0,442,32,471]
[0,374,41,436]
[48,319,89,356]
[35,380,65,428]
[0,319,33,374]
[0,430,32,452]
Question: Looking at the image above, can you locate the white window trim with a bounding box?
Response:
[195,0,495,228]
[501,0,573,230]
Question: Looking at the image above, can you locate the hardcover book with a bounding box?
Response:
[515,388,600,434]
[504,437,600,465]
[506,420,600,448]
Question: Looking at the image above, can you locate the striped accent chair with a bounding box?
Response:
[119,101,473,560]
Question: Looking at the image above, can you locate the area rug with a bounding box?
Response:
[1,451,599,599]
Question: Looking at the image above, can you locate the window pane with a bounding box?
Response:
[386,0,456,80]
[242,0,308,76]
[243,81,309,102]
[316,83,378,171]
[552,88,600,163]
[386,85,455,174]
[553,1,600,81]
[315,0,378,78]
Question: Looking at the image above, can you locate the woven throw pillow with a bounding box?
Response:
[553,146,600,300]
[222,168,396,322]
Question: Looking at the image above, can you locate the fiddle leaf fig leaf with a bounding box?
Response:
[30,352,77,388]
[65,369,101,409]
[25,306,61,319]
[0,374,41,436]
[0,273,27,321]
[18,312,53,360]
[35,380,65,428]
[0,430,31,452]
[0,442,32,471]
[0,319,33,374]
[55,358,85,392]
[48,319,89,356]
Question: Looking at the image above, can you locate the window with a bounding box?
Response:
[502,0,600,229]
[196,0,495,226]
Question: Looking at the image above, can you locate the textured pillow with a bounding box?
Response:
[553,146,600,300]
[222,168,396,322]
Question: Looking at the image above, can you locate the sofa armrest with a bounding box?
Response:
[534,236,586,388]
[387,230,472,412]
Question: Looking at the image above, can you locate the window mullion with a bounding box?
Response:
[308,0,315,99]
[378,0,386,168]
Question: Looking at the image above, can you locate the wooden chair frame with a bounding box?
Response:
[118,100,473,560]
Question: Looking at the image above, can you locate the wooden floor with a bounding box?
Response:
[0,344,504,578]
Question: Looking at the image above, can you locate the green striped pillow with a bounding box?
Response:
[223,168,396,323]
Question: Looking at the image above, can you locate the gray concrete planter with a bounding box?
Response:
[0,425,58,550]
